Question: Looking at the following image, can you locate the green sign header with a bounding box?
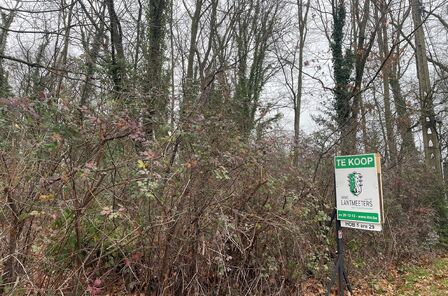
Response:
[337,210,379,223]
[335,154,375,169]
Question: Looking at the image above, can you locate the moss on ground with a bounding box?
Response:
[392,256,448,295]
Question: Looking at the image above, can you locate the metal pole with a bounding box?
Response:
[336,219,345,296]
[334,172,345,296]
[327,173,349,296]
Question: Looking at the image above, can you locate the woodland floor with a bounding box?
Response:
[302,253,448,295]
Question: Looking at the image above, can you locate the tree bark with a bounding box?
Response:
[376,1,397,163]
[181,0,203,119]
[331,0,354,155]
[0,3,18,97]
[389,55,417,157]
[144,0,168,138]
[80,6,106,108]
[293,0,311,167]
[349,0,375,154]
[55,0,75,98]
[410,0,442,176]
[106,0,126,96]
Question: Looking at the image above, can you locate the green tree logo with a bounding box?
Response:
[348,172,363,196]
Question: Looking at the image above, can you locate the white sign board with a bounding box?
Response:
[335,153,383,231]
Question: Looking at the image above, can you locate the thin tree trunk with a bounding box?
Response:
[30,34,51,96]
[169,0,175,129]
[293,0,310,167]
[376,2,397,163]
[0,2,19,96]
[359,95,369,152]
[181,0,203,119]
[55,0,75,98]
[1,151,24,292]
[349,0,373,154]
[144,0,168,138]
[80,12,105,108]
[3,194,21,289]
[134,0,143,74]
[372,84,388,156]
[106,0,126,96]
[389,68,417,156]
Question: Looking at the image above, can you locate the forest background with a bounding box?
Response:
[0,0,448,294]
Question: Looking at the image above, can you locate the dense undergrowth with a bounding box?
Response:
[0,99,447,295]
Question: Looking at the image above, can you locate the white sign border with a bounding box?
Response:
[335,153,384,232]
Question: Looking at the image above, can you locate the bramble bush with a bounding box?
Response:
[0,98,446,294]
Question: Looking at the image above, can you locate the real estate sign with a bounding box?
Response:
[335,153,384,232]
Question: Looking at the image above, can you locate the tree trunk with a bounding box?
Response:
[233,0,279,138]
[2,184,24,292]
[0,4,18,97]
[389,55,417,157]
[181,0,203,119]
[376,2,398,163]
[134,0,143,74]
[293,0,311,167]
[80,9,106,108]
[331,0,354,155]
[169,0,175,129]
[55,0,75,98]
[359,95,369,152]
[349,0,375,154]
[410,0,442,176]
[389,66,417,159]
[106,0,126,96]
[144,0,168,138]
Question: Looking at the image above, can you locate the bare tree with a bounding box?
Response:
[375,0,397,162]
[106,0,126,96]
[0,1,21,97]
[410,0,442,176]
[388,0,417,157]
[233,0,281,137]
[293,0,311,166]
[79,2,107,108]
[143,0,168,138]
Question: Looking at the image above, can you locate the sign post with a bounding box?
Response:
[326,153,384,296]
